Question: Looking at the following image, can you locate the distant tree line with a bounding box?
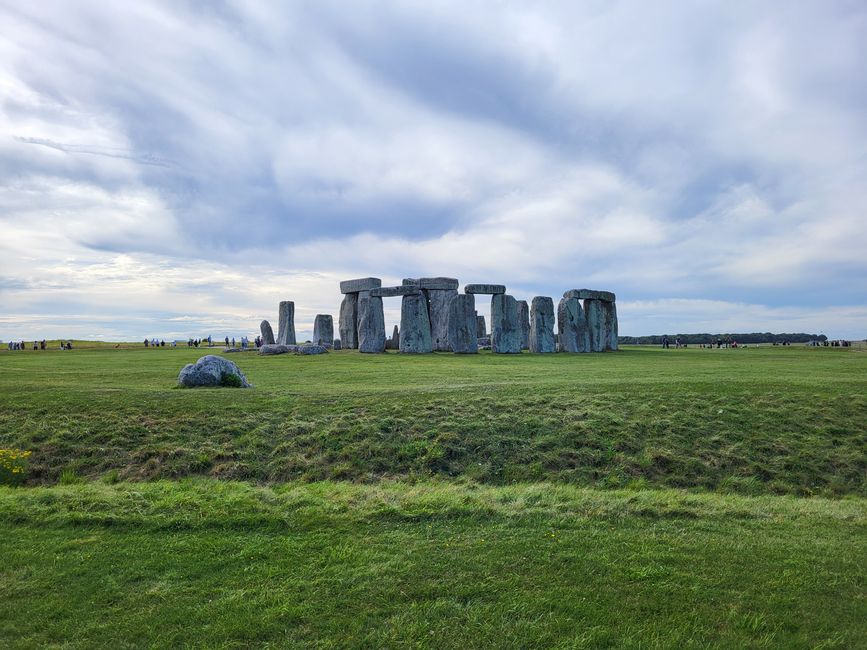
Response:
[618,332,828,345]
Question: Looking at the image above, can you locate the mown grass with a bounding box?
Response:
[1,345,865,496]
[1,479,865,648]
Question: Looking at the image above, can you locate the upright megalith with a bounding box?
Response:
[399,292,432,353]
[517,300,530,350]
[476,314,487,338]
[584,300,607,352]
[386,325,400,350]
[448,294,478,354]
[603,301,619,350]
[529,297,556,353]
[313,314,334,348]
[428,288,458,351]
[277,301,296,345]
[260,320,275,345]
[564,288,618,352]
[491,294,522,354]
[339,293,359,349]
[557,297,589,352]
[357,291,386,353]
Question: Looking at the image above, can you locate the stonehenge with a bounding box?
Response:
[465,284,505,295]
[517,300,530,350]
[476,314,487,337]
[313,314,334,348]
[448,294,478,354]
[339,293,359,349]
[357,290,386,353]
[557,296,590,352]
[491,294,522,354]
[529,297,556,353]
[277,301,296,345]
[260,319,275,345]
[399,291,433,353]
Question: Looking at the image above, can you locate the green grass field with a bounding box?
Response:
[1,346,865,647]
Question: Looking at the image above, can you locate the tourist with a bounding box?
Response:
[662,335,669,349]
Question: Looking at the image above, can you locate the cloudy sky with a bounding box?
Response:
[1,1,865,341]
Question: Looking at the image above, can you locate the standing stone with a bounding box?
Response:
[277,301,296,345]
[357,291,386,353]
[476,314,486,337]
[603,301,619,351]
[517,300,530,350]
[427,288,458,351]
[333,339,342,350]
[557,297,590,352]
[260,320,275,345]
[313,314,334,348]
[339,293,358,349]
[529,297,556,353]
[584,300,606,352]
[390,325,400,349]
[399,292,432,353]
[491,294,521,354]
[448,294,478,354]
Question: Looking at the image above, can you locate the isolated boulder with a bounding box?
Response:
[178,355,251,388]
[297,344,329,355]
[258,344,295,355]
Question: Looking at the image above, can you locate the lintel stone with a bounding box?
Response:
[465,283,506,295]
[370,286,422,297]
[340,277,382,294]
[563,288,616,302]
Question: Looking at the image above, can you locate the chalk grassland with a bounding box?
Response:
[0,346,865,495]
[1,480,865,648]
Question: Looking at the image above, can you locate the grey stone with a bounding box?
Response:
[340,277,381,294]
[259,344,294,355]
[557,297,590,352]
[491,294,522,354]
[277,301,296,345]
[339,293,358,349]
[399,292,432,353]
[370,286,422,297]
[584,299,606,352]
[529,296,556,353]
[313,314,334,348]
[357,291,386,353]
[476,314,487,337]
[333,339,342,350]
[260,320,275,345]
[563,289,616,303]
[517,300,530,350]
[297,344,328,355]
[477,336,491,349]
[178,355,251,388]
[603,301,619,351]
[428,288,458,351]
[403,277,459,291]
[465,284,506,295]
[386,325,399,350]
[448,293,478,354]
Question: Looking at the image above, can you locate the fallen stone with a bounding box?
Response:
[529,296,556,353]
[584,299,606,352]
[448,293,478,354]
[277,301,296,345]
[465,284,506,295]
[370,286,422,297]
[517,300,530,350]
[563,289,616,303]
[297,344,328,355]
[357,291,386,353]
[260,320,275,345]
[491,294,521,353]
[557,297,590,352]
[399,292,432,353]
[476,314,487,337]
[178,355,251,388]
[340,277,381,294]
[428,288,457,351]
[313,314,334,348]
[258,344,295,355]
[339,293,359,349]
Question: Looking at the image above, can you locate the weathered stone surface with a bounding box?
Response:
[428,288,457,351]
[297,344,328,355]
[338,293,358,349]
[448,293,477,354]
[603,301,619,351]
[563,289,616,303]
[399,292,432,353]
[258,344,294,355]
[386,325,399,350]
[370,286,421,297]
[465,284,506,295]
[333,339,342,350]
[529,296,556,353]
[584,299,606,352]
[557,297,590,352]
[340,277,381,294]
[260,320,275,345]
[277,301,296,345]
[476,314,487,337]
[491,294,522,354]
[313,314,334,348]
[517,300,530,350]
[178,355,251,388]
[357,291,386,353]
[477,336,491,349]
[402,277,459,291]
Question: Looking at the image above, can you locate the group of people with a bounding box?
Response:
[143,335,259,349]
[661,336,687,349]
[5,340,71,350]
[144,339,169,348]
